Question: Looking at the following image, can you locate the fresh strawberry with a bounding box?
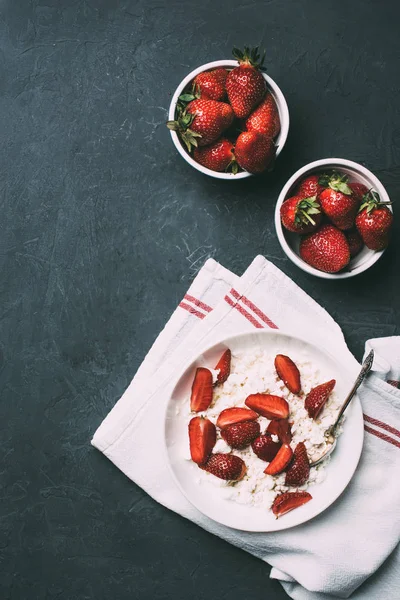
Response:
[345,229,364,258]
[216,407,259,429]
[349,182,369,204]
[251,434,281,462]
[167,98,234,151]
[193,138,235,173]
[267,419,292,444]
[190,367,213,412]
[204,453,246,481]
[245,93,280,138]
[264,443,293,475]
[271,491,312,517]
[245,393,289,419]
[305,379,336,419]
[215,349,232,384]
[221,420,260,449]
[226,46,267,118]
[355,190,394,250]
[235,131,276,174]
[274,354,301,394]
[285,442,310,486]
[296,175,324,199]
[299,224,350,273]
[318,173,359,230]
[193,68,228,101]
[188,417,217,465]
[280,195,322,234]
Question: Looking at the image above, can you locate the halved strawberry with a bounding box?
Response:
[272,491,312,517]
[221,420,260,449]
[216,407,259,429]
[245,393,289,419]
[188,417,217,465]
[215,349,231,384]
[251,434,281,462]
[190,367,213,412]
[264,443,293,475]
[266,419,292,444]
[203,453,246,481]
[274,354,301,394]
[305,379,336,419]
[285,442,310,486]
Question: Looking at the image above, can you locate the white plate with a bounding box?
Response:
[164,330,363,532]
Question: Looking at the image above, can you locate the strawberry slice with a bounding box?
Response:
[216,407,258,429]
[190,367,213,412]
[264,443,293,475]
[251,434,281,462]
[285,442,310,486]
[203,453,246,481]
[266,419,292,444]
[305,379,336,419]
[214,349,231,384]
[274,354,301,394]
[221,420,260,449]
[245,393,289,419]
[188,417,217,465]
[272,491,312,517]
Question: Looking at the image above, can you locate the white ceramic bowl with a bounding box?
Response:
[168,59,290,179]
[275,158,393,279]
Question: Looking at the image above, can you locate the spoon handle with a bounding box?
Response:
[325,350,374,439]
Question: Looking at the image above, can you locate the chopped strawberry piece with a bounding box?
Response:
[285,442,310,486]
[190,367,213,412]
[215,349,231,384]
[305,379,336,419]
[216,407,259,429]
[264,443,293,475]
[188,417,217,465]
[251,434,281,462]
[203,453,246,481]
[274,354,301,394]
[266,419,292,444]
[245,393,289,419]
[272,491,312,517]
[221,420,260,449]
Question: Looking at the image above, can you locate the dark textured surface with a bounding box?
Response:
[1,1,399,598]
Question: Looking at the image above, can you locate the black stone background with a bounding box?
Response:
[1,1,399,598]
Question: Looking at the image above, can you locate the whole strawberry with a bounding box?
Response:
[235,131,275,174]
[204,453,246,481]
[285,442,310,486]
[280,195,322,234]
[318,173,359,230]
[355,191,393,250]
[345,229,364,258]
[226,46,267,118]
[245,93,280,138]
[193,139,236,173]
[167,98,234,151]
[349,182,369,204]
[221,420,260,449]
[193,68,228,101]
[300,224,350,273]
[296,175,324,199]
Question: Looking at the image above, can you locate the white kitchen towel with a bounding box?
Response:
[92,256,400,600]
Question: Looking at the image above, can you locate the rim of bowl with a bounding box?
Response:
[168,59,290,180]
[274,158,392,279]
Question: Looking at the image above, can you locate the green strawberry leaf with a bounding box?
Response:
[179,93,196,102]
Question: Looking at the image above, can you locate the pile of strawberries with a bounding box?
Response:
[188,349,336,518]
[280,171,394,273]
[167,47,280,174]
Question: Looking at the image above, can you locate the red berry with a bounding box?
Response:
[305,380,336,419]
[264,444,293,475]
[221,420,260,449]
[188,417,216,465]
[193,139,235,172]
[214,349,231,384]
[226,47,267,118]
[216,407,259,429]
[285,442,310,486]
[245,93,280,138]
[345,229,364,258]
[235,131,275,174]
[251,434,281,462]
[245,393,289,419]
[204,453,246,481]
[190,367,213,412]
[275,354,302,394]
[272,491,312,517]
[299,224,350,273]
[355,191,393,251]
[296,175,324,199]
[193,68,228,101]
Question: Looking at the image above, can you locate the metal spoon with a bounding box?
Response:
[309,350,374,467]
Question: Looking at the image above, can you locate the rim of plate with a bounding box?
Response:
[163,329,364,532]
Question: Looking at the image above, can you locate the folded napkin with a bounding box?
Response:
[92,256,400,600]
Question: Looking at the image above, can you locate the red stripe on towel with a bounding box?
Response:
[363,414,400,439]
[364,425,400,449]
[230,288,278,329]
[179,302,206,319]
[184,294,213,313]
[224,295,264,329]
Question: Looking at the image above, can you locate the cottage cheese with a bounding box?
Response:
[185,349,343,509]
